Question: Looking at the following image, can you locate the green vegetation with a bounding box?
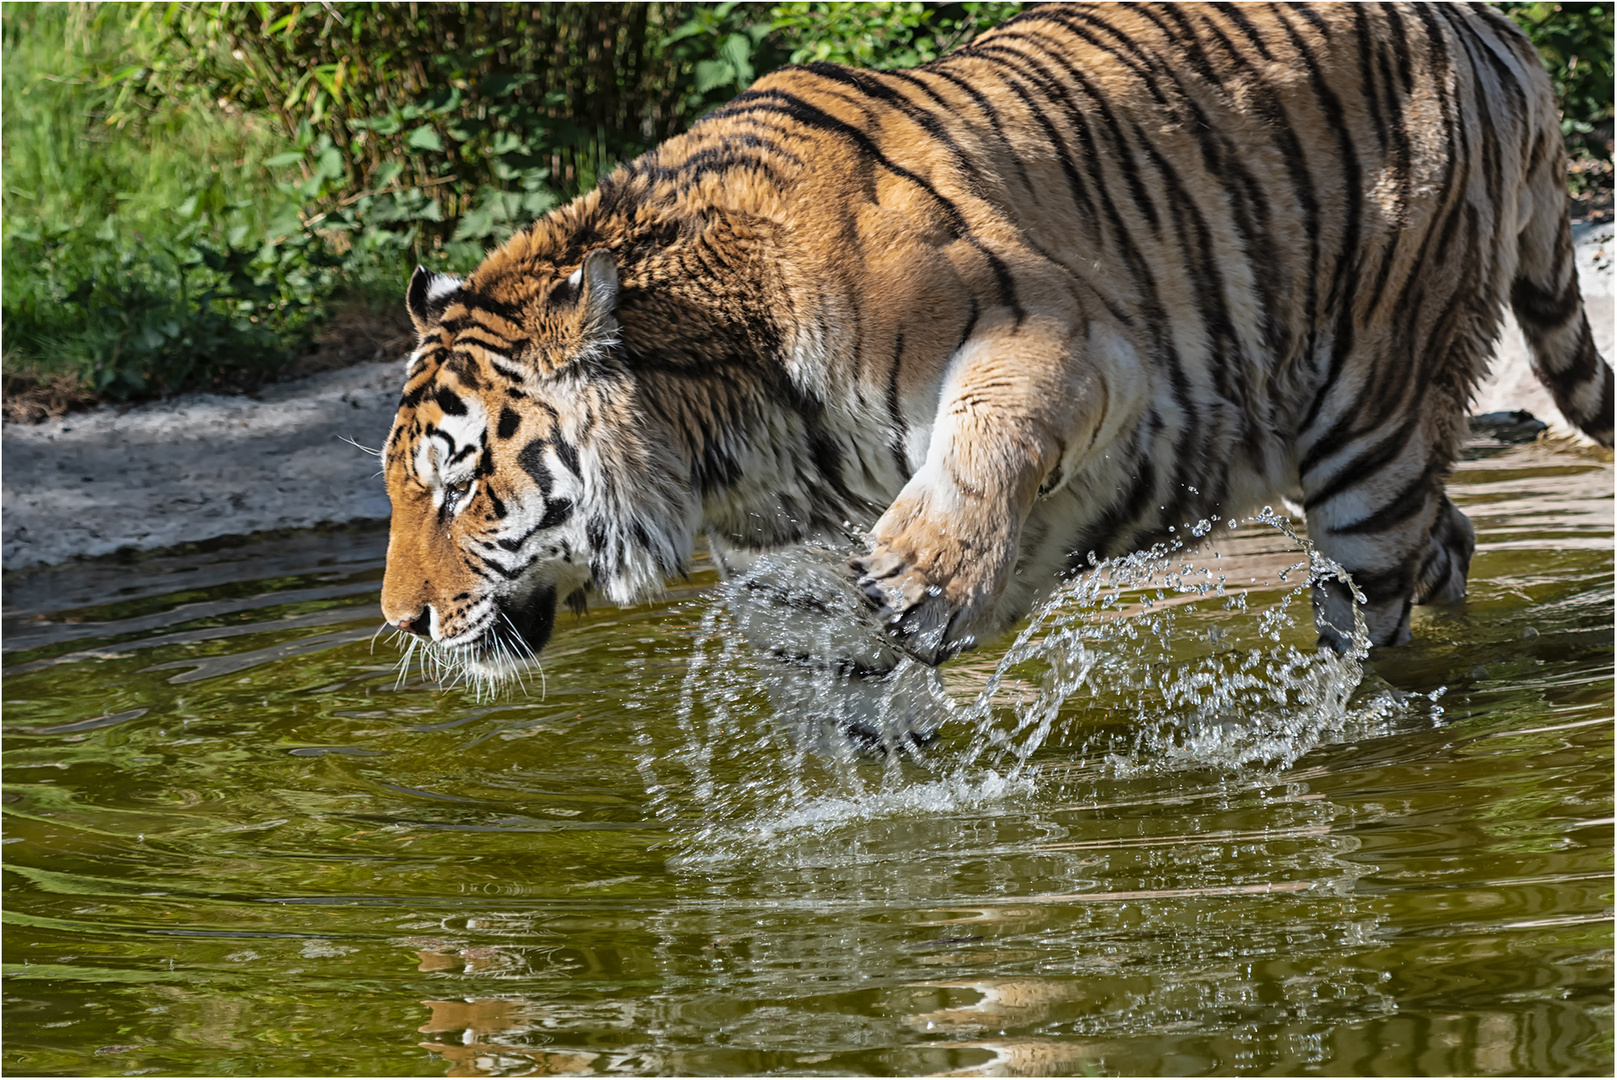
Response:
[2,6,321,402]
[1,2,1608,413]
[1498,1,1615,159]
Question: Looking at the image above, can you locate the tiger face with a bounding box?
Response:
[379,250,648,685]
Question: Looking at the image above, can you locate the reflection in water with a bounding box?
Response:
[1,442,1611,1076]
[418,998,621,1077]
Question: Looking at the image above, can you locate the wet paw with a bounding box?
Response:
[841,719,940,758]
[849,548,965,666]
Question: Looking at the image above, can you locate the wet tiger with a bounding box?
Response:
[380,1,1613,689]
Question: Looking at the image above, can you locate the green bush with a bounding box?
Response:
[771,1,1019,68]
[1,5,334,398]
[118,2,789,260]
[1498,2,1615,158]
[3,2,797,402]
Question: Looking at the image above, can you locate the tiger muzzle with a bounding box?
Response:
[494,584,559,659]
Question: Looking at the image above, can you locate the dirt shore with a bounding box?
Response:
[3,222,1611,572]
[3,359,402,570]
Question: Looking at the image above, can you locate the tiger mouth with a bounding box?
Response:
[487,585,558,660]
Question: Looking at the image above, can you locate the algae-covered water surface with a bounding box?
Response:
[3,436,1611,1076]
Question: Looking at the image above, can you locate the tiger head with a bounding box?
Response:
[379,249,698,688]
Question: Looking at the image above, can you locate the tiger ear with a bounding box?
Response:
[567,249,618,335]
[406,265,463,334]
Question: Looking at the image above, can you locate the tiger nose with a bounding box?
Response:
[395,612,430,637]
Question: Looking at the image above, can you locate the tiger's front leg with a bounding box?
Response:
[852,315,1107,664]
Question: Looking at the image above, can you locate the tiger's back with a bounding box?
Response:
[380,2,1611,685]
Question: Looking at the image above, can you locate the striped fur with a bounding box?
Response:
[380,1,1613,681]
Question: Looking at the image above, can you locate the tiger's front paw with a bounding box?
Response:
[850,550,959,665]
[850,521,1001,665]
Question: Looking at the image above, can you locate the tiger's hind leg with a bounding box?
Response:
[1411,494,1475,607]
[1301,428,1474,651]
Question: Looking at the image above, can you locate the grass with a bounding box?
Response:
[1,5,408,414]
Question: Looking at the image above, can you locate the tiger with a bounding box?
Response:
[379,1,1614,695]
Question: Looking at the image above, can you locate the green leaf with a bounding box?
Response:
[316,146,344,179]
[406,126,443,152]
[718,33,754,86]
[482,72,531,98]
[264,150,305,168]
[695,59,735,95]
[372,161,405,189]
[452,204,498,242]
[362,113,403,136]
[491,130,526,156]
[520,190,557,217]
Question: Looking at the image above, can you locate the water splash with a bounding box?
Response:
[956,509,1376,778]
[637,512,1433,851]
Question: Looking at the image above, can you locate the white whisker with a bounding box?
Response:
[341,435,384,458]
[384,601,557,703]
[393,634,419,690]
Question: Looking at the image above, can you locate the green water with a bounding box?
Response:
[3,438,1612,1077]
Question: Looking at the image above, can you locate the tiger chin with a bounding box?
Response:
[379,2,1613,717]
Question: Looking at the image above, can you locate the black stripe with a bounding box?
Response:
[970,37,1199,456]
[976,37,1163,236]
[666,152,789,194]
[1303,412,1421,509]
[517,439,553,496]
[536,498,574,532]
[490,360,529,383]
[553,436,581,479]
[496,407,521,440]
[912,66,1036,194]
[1285,4,1366,436]
[1587,357,1614,437]
[1332,463,1438,536]
[1352,5,1391,156]
[1511,275,1583,335]
[958,298,980,351]
[887,331,909,478]
[1121,5,1286,361]
[445,331,515,357]
[1348,563,1412,605]
[659,133,805,173]
[433,387,467,416]
[467,549,529,581]
[439,293,526,327]
[1357,3,1466,427]
[995,64,1102,233]
[1359,9,1416,319]
[1206,2,1277,62]
[802,62,990,193]
[445,354,484,388]
[711,89,1021,317]
[1064,430,1159,574]
[1549,318,1602,387]
[1199,3,1324,375]
[1128,117,1250,418]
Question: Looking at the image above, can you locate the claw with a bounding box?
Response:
[841,719,940,758]
[849,540,972,666]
